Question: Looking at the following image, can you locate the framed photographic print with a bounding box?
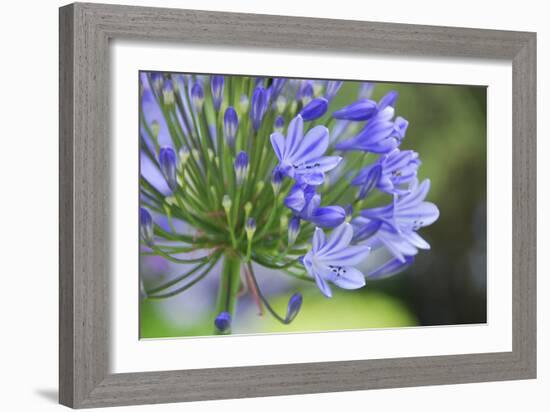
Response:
[59,2,536,408]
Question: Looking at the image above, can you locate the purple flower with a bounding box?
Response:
[288,216,301,245]
[368,255,414,279]
[334,90,408,153]
[224,107,239,148]
[354,179,439,262]
[325,80,343,101]
[378,90,399,111]
[353,164,382,200]
[271,78,287,99]
[302,223,370,298]
[271,166,284,194]
[159,147,177,191]
[284,293,303,323]
[150,72,164,95]
[335,108,409,153]
[245,217,256,239]
[296,81,314,104]
[274,115,285,132]
[300,97,328,121]
[162,79,174,104]
[284,184,345,228]
[250,86,268,131]
[140,207,154,245]
[353,149,420,195]
[332,99,378,121]
[191,81,205,112]
[210,75,224,111]
[214,311,231,332]
[234,151,249,185]
[270,115,341,186]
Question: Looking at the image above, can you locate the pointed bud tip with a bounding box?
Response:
[285,293,303,323]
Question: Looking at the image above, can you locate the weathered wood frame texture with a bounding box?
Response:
[59,2,536,408]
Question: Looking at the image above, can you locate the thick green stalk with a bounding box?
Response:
[214,253,242,334]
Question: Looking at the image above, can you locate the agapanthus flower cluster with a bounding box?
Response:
[139,72,439,334]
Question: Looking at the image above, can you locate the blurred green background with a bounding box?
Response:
[140,78,487,338]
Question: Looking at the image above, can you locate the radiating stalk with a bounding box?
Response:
[214,254,241,334]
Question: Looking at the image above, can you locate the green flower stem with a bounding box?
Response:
[245,238,252,262]
[183,92,215,208]
[140,176,166,201]
[145,254,217,295]
[231,186,242,229]
[254,200,279,240]
[163,204,177,234]
[252,256,301,270]
[150,244,212,264]
[214,254,242,334]
[152,225,214,246]
[146,254,221,300]
[224,204,238,249]
[283,268,314,282]
[140,116,159,154]
[246,263,291,325]
[322,153,367,204]
[172,196,210,233]
[141,245,208,254]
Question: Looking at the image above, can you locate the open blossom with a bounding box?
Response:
[353,179,439,262]
[335,91,409,153]
[352,149,420,195]
[270,115,342,185]
[302,223,370,298]
[140,71,440,332]
[284,183,345,228]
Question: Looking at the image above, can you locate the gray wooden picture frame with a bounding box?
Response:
[59,2,536,409]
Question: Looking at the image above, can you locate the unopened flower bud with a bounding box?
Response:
[325,80,343,101]
[244,202,252,217]
[239,94,249,113]
[274,115,285,133]
[256,181,264,193]
[162,79,174,105]
[210,75,224,112]
[178,147,190,170]
[288,216,301,246]
[250,86,267,131]
[159,147,177,191]
[214,311,231,332]
[140,207,154,246]
[234,151,249,186]
[245,217,256,240]
[300,97,328,121]
[151,120,160,138]
[271,167,284,194]
[284,293,303,323]
[224,106,239,148]
[275,95,287,114]
[191,81,205,112]
[222,195,232,212]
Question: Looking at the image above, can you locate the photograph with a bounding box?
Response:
[139,72,487,338]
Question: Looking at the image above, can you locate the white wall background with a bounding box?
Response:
[0,0,546,411]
